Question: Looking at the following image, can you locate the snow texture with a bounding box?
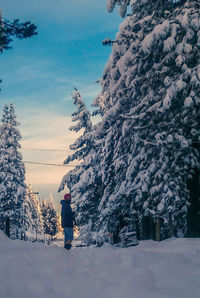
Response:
[0,238,200,298]
[0,229,9,240]
[107,0,131,17]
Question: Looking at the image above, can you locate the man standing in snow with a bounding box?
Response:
[61,194,75,250]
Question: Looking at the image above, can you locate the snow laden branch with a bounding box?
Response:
[60,0,200,245]
[59,89,93,193]
[106,0,187,18]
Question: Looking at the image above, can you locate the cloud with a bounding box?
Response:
[0,0,112,204]
[1,52,101,105]
[0,82,96,203]
[18,107,81,189]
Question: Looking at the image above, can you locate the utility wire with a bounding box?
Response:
[24,161,77,167]
[0,148,77,167]
[20,148,66,152]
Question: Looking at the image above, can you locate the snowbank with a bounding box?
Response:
[0,230,9,240]
[0,238,200,298]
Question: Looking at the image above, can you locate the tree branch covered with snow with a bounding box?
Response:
[60,0,200,244]
[0,104,27,238]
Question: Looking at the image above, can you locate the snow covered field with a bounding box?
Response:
[0,236,200,298]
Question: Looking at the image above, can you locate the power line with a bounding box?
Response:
[24,161,77,167]
[0,148,67,152]
[21,148,66,152]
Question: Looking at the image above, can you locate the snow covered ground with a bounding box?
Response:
[0,236,200,298]
[0,230,9,240]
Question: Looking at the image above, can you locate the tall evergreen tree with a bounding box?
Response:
[59,89,105,243]
[47,196,58,240]
[61,0,200,244]
[0,104,26,239]
[25,184,44,240]
[95,0,200,240]
[62,88,92,165]
[41,196,58,241]
[22,188,34,238]
[40,199,48,236]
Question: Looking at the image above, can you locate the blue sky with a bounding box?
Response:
[0,0,121,207]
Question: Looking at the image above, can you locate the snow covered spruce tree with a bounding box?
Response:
[61,0,200,243]
[40,199,48,236]
[59,89,106,245]
[0,104,27,239]
[93,0,200,241]
[41,197,58,242]
[25,184,44,241]
[22,189,34,239]
[62,88,92,164]
[46,198,58,241]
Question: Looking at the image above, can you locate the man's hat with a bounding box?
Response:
[64,193,71,200]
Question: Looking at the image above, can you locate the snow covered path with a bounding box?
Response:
[0,237,200,298]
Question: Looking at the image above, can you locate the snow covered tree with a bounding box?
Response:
[62,88,92,164]
[0,104,27,239]
[25,184,44,240]
[59,88,93,196]
[40,199,48,235]
[47,196,58,239]
[94,0,200,240]
[59,89,105,243]
[61,0,200,244]
[22,189,34,238]
[41,196,58,242]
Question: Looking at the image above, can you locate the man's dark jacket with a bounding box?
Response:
[60,200,75,228]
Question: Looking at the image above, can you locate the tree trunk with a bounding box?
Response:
[168,213,173,238]
[156,217,161,241]
[5,217,10,238]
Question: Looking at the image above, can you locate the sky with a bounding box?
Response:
[0,0,121,208]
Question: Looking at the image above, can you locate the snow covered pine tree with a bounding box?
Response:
[25,184,44,241]
[46,196,58,242]
[95,0,200,241]
[40,199,48,238]
[41,197,58,243]
[61,0,200,244]
[59,89,106,245]
[0,104,27,239]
